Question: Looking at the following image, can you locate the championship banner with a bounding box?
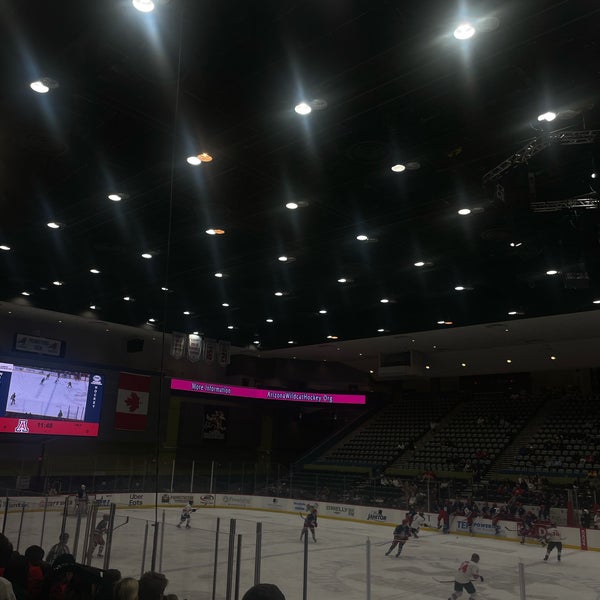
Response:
[170,332,186,360]
[188,334,202,362]
[114,373,150,431]
[203,338,216,363]
[217,340,231,367]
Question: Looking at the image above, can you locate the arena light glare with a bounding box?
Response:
[318,309,327,314]
[0,245,11,251]
[108,194,122,202]
[457,208,471,216]
[414,261,425,267]
[214,272,224,278]
[546,269,558,275]
[47,222,62,229]
[21,291,30,296]
[89,268,101,274]
[391,164,406,172]
[537,111,557,122]
[132,0,155,13]
[286,202,299,210]
[222,302,230,307]
[186,156,202,165]
[453,23,476,40]
[294,102,312,115]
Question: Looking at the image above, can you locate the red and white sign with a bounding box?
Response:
[114,373,150,431]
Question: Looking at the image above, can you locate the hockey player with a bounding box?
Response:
[438,504,450,534]
[410,511,426,538]
[464,504,479,536]
[300,509,317,542]
[90,514,110,558]
[176,501,196,529]
[46,533,70,565]
[543,523,562,561]
[385,519,411,557]
[76,484,88,515]
[9,393,16,405]
[519,511,536,544]
[448,553,483,600]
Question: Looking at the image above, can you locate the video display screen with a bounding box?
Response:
[0,362,104,437]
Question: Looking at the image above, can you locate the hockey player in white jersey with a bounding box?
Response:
[410,511,425,538]
[543,523,563,561]
[448,553,483,600]
[176,501,196,529]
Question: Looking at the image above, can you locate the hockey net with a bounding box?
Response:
[65,494,97,516]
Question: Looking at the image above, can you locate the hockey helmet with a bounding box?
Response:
[471,553,480,562]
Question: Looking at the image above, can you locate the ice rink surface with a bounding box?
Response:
[4,505,600,600]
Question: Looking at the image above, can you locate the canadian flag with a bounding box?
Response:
[114,373,150,431]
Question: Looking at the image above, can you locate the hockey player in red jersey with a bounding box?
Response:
[385,520,411,557]
[300,510,317,542]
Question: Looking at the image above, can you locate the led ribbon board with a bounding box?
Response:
[170,379,365,404]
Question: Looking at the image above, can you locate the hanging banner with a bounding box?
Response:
[170,332,186,360]
[188,334,202,362]
[202,408,227,440]
[217,340,231,367]
[203,339,216,363]
[115,372,150,431]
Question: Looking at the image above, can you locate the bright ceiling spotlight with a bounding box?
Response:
[227,325,234,330]
[214,272,224,278]
[454,22,476,40]
[141,253,153,259]
[593,299,600,305]
[510,241,522,247]
[356,234,369,241]
[192,331,199,335]
[148,318,156,323]
[206,228,225,235]
[537,111,557,122]
[132,0,155,13]
[414,261,425,267]
[437,320,445,325]
[457,208,471,216]
[285,202,299,210]
[318,309,327,314]
[266,318,274,323]
[506,359,512,363]
[425,365,430,369]
[288,340,295,344]
[327,335,338,340]
[274,291,284,297]
[294,102,312,115]
[89,268,101,274]
[222,302,230,307]
[278,256,288,262]
[186,156,202,165]
[47,222,61,229]
[21,291,30,296]
[337,277,347,283]
[591,173,598,179]
[550,355,557,360]
[546,269,558,275]
[508,311,518,316]
[454,286,465,291]
[391,164,406,172]
[183,311,191,315]
[377,328,385,333]
[461,363,467,367]
[380,298,390,303]
[197,153,213,162]
[89,305,96,310]
[0,245,11,251]
[253,340,260,345]
[30,77,58,94]
[52,280,63,286]
[108,194,122,202]
[161,287,169,291]
[123,296,132,301]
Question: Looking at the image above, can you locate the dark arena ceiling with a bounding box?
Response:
[1,0,599,351]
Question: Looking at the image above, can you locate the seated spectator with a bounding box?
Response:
[114,578,138,600]
[23,546,49,600]
[4,556,30,600]
[0,577,16,600]
[138,573,168,600]
[242,584,285,600]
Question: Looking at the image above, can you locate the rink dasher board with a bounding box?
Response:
[5,492,600,552]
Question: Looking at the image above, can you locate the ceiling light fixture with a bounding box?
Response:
[461,363,467,367]
[414,261,425,267]
[506,359,512,364]
[454,286,465,291]
[227,325,234,330]
[266,318,274,323]
[318,309,327,314]
[510,241,522,247]
[454,22,476,40]
[192,331,199,335]
[183,311,191,315]
[546,269,559,276]
[508,311,518,316]
[274,291,284,297]
[286,202,299,210]
[148,318,156,323]
[108,194,123,202]
[377,328,385,333]
[327,335,338,340]
[591,172,597,179]
[253,340,260,345]
[550,355,557,360]
[89,305,96,310]
[0,245,11,251]
[537,111,557,122]
[197,153,213,162]
[30,77,59,94]
[294,102,312,115]
[356,234,369,241]
[278,256,289,262]
[457,208,471,216]
[222,302,230,307]
[380,298,390,303]
[47,222,61,229]
[391,164,406,172]
[214,272,224,278]
[337,277,348,283]
[123,296,132,301]
[593,299,600,305]
[425,365,430,370]
[52,280,63,286]
[288,340,295,344]
[141,253,153,259]
[132,0,155,12]
[161,287,169,291]
[89,268,100,274]
[21,291,30,296]
[186,156,202,166]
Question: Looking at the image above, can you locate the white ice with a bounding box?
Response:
[4,505,600,600]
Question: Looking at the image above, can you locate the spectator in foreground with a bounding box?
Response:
[114,578,138,600]
[242,584,286,600]
[138,573,168,600]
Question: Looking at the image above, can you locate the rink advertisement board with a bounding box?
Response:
[0,362,104,437]
[170,378,366,405]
